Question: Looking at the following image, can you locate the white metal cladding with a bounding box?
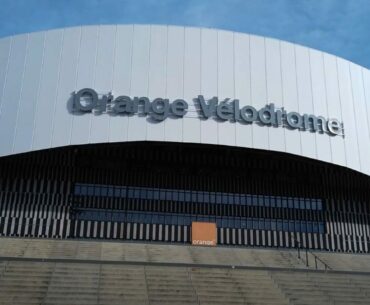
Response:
[0,25,370,175]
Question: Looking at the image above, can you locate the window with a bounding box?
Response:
[305,199,311,210]
[222,218,228,227]
[178,191,184,201]
[198,192,204,203]
[270,197,276,208]
[252,195,258,206]
[184,216,191,226]
[191,192,197,202]
[203,192,209,203]
[241,219,247,228]
[72,183,326,235]
[319,223,325,234]
[228,218,235,227]
[165,215,172,225]
[140,189,147,200]
[312,222,319,233]
[216,217,222,227]
[172,191,178,201]
[126,213,133,222]
[75,185,81,195]
[115,187,121,198]
[288,198,294,209]
[253,219,258,230]
[177,215,184,225]
[137,213,145,222]
[134,189,141,199]
[81,185,88,195]
[152,214,159,224]
[93,187,100,197]
[222,193,228,204]
[153,190,159,200]
[293,198,299,209]
[165,191,172,201]
[276,197,288,208]
[277,220,282,231]
[198,216,208,222]
[101,187,108,197]
[144,213,152,223]
[210,193,216,203]
[246,219,252,229]
[112,212,123,222]
[87,185,94,196]
[307,222,313,233]
[277,198,283,208]
[185,192,191,202]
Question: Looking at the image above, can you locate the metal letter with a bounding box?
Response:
[74,88,98,112]
[197,95,218,118]
[216,100,233,120]
[258,104,276,125]
[240,105,257,123]
[151,98,170,121]
[327,118,344,136]
[112,96,134,114]
[171,99,188,117]
[286,112,303,129]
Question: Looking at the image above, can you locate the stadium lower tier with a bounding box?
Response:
[0,142,369,253]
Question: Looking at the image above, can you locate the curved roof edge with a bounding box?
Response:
[0,23,368,71]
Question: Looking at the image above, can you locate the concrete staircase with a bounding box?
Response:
[2,259,370,305]
[1,238,370,304]
[190,268,289,305]
[271,271,370,305]
[145,266,197,305]
[0,261,290,305]
[315,251,370,272]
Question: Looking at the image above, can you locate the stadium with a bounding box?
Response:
[1,25,370,304]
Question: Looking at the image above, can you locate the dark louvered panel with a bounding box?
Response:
[0,142,369,253]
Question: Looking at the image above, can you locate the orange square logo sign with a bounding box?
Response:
[191,222,217,246]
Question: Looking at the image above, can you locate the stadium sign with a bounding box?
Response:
[73,88,344,136]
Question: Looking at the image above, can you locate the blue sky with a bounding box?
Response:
[0,0,369,68]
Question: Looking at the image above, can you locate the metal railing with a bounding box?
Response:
[294,237,331,271]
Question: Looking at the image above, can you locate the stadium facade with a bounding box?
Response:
[0,25,370,253]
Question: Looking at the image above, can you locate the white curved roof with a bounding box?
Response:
[0,25,369,175]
